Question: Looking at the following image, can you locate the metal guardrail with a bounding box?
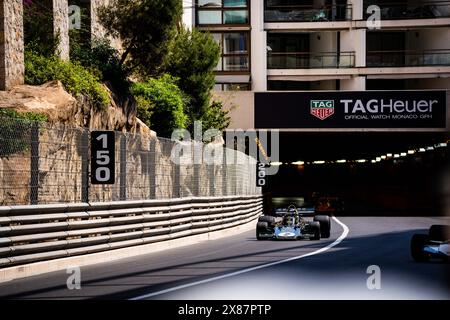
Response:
[0,195,263,267]
[268,51,356,69]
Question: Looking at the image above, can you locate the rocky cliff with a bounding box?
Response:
[0,80,154,136]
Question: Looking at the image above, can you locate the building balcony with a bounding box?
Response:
[363,1,450,20]
[264,3,352,22]
[366,49,450,67]
[268,51,356,69]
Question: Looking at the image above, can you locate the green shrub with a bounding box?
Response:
[70,39,130,95]
[25,51,110,109]
[131,75,187,138]
[0,108,48,156]
[0,108,48,123]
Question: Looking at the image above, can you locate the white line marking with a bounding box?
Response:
[130,216,349,300]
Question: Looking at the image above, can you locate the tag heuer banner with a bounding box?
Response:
[255,91,447,129]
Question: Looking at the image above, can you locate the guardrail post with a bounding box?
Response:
[29,121,39,205]
[193,164,200,197]
[81,129,89,203]
[120,133,127,201]
[222,150,227,196]
[148,139,156,199]
[173,162,181,198]
[209,164,215,196]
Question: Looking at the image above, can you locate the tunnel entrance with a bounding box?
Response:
[264,132,449,216]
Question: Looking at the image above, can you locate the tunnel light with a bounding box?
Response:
[426,146,434,151]
[356,159,367,163]
[291,161,305,166]
[419,148,426,152]
[401,152,407,157]
[436,142,447,148]
[386,153,393,158]
[371,160,376,163]
[336,159,347,163]
[408,150,415,155]
[394,154,400,158]
[381,155,387,160]
[313,161,326,165]
[376,157,381,162]
[271,162,283,166]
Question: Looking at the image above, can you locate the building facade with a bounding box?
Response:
[183,0,450,130]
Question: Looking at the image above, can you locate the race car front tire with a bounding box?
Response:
[309,221,321,241]
[256,222,269,240]
[428,225,450,242]
[314,215,331,238]
[410,234,430,262]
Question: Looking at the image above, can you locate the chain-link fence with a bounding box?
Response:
[0,116,261,205]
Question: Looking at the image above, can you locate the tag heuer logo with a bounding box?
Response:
[310,100,335,120]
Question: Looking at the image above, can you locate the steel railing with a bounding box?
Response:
[366,49,450,67]
[268,51,356,69]
[0,195,263,267]
[265,3,353,22]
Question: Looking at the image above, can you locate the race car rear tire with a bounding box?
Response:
[256,222,269,240]
[428,225,450,242]
[258,216,277,224]
[314,215,331,238]
[309,221,321,240]
[410,234,430,262]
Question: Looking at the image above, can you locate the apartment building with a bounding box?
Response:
[183,0,450,130]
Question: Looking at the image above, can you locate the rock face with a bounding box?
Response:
[0,80,153,136]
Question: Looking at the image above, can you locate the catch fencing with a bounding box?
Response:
[0,117,260,206]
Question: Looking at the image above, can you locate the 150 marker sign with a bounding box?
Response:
[91,131,115,184]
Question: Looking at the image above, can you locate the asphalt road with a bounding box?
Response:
[0,216,449,300]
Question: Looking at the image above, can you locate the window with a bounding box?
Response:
[197,0,249,25]
[198,11,222,24]
[212,32,250,72]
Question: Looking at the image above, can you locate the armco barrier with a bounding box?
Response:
[0,195,263,267]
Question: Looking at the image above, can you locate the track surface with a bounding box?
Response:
[0,217,449,300]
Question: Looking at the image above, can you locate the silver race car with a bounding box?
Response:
[411,225,450,262]
[256,204,331,241]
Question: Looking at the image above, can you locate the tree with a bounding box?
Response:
[201,101,231,134]
[165,27,221,130]
[131,75,187,138]
[98,0,182,76]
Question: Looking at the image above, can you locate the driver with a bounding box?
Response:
[285,205,300,225]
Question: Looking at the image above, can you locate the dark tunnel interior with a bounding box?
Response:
[262,132,450,216]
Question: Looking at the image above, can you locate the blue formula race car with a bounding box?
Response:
[411,225,450,262]
[256,204,331,241]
